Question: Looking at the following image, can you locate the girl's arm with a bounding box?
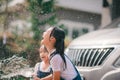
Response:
[52,71,60,80]
[33,74,52,80]
[33,63,39,75]
[40,74,53,80]
[50,55,63,80]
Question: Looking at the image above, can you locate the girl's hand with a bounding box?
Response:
[33,76,40,80]
[32,75,40,80]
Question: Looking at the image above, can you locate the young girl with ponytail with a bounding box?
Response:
[41,27,82,80]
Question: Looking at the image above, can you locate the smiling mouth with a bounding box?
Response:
[41,57,45,58]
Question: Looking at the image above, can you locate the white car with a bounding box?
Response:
[65,18,120,80]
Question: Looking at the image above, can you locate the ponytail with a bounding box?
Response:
[50,27,67,69]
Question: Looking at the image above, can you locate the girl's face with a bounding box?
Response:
[39,47,49,62]
[41,27,54,47]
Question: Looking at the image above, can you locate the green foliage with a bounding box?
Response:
[28,0,54,14]
[26,0,59,66]
[31,14,41,40]
[28,0,56,41]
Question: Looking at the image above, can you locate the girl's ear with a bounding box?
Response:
[50,36,56,42]
[50,36,54,40]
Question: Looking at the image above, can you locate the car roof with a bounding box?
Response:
[69,28,120,46]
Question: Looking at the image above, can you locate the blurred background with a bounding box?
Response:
[0,0,120,79]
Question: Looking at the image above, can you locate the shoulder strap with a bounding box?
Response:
[38,62,41,71]
[64,54,82,80]
[49,51,57,61]
[64,54,78,72]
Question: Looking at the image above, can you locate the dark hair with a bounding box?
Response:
[50,27,66,69]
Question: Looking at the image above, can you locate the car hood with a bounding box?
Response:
[69,28,120,46]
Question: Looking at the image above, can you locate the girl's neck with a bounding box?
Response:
[47,46,56,54]
[49,48,56,54]
[44,60,49,64]
[42,61,50,71]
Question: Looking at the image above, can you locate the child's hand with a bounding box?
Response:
[32,74,39,80]
[33,76,40,80]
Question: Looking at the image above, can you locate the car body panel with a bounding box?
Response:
[66,27,120,80]
[69,28,120,46]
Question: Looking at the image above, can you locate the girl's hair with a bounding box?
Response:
[40,45,48,53]
[50,27,66,69]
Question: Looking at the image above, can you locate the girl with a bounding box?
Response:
[41,27,82,80]
[33,45,52,80]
